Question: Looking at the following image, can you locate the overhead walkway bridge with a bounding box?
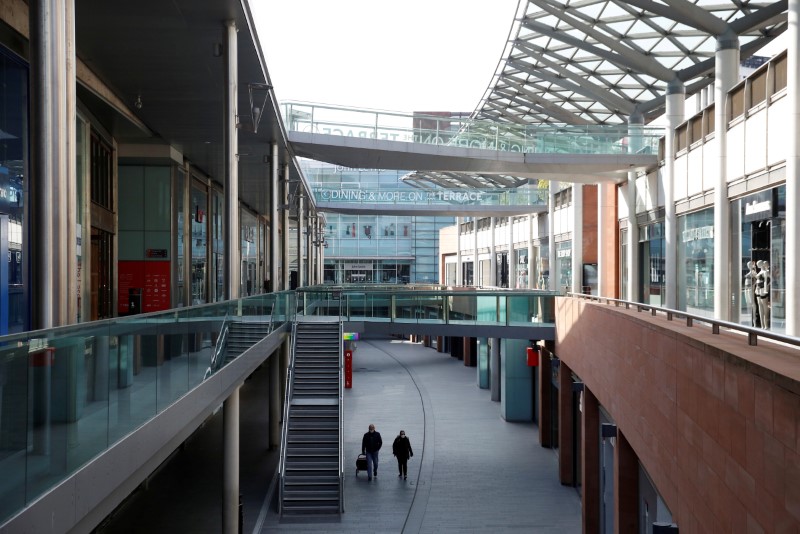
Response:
[284,102,660,183]
[0,286,559,531]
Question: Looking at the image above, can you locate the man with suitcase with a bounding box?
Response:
[362,424,383,481]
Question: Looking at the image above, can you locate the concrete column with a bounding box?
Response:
[490,217,497,286]
[29,0,75,328]
[597,183,611,297]
[223,387,240,534]
[548,184,557,291]
[787,0,800,335]
[307,215,313,286]
[665,80,686,309]
[558,360,574,485]
[489,338,500,402]
[615,430,639,534]
[473,217,479,285]
[317,218,325,284]
[297,193,305,288]
[538,343,553,448]
[456,217,462,285]
[571,185,583,294]
[269,350,280,449]
[282,166,290,290]
[583,387,601,533]
[714,31,739,321]
[270,143,279,292]
[528,215,534,289]
[500,338,533,421]
[508,217,516,288]
[65,0,77,324]
[224,20,240,300]
[626,114,643,302]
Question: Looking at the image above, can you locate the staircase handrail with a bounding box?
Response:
[338,318,345,513]
[203,311,231,379]
[277,319,298,516]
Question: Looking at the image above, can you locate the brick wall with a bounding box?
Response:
[555,297,800,533]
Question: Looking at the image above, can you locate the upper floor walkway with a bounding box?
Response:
[0,285,559,532]
[284,102,661,186]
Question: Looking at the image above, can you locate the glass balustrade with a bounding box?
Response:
[0,285,555,524]
[0,292,293,524]
[283,101,662,156]
[297,286,559,327]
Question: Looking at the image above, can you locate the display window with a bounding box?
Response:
[677,208,714,317]
[730,185,785,332]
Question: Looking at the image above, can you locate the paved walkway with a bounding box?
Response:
[96,336,581,533]
[257,336,581,533]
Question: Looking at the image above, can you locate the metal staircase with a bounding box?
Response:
[279,320,343,516]
[225,320,273,361]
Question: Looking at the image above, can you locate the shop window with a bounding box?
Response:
[773,55,787,93]
[90,132,113,210]
[675,125,688,152]
[729,86,745,120]
[704,105,715,136]
[690,117,703,144]
[749,71,767,108]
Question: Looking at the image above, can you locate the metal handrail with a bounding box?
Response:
[277,320,298,516]
[567,293,800,348]
[338,318,345,513]
[203,311,230,379]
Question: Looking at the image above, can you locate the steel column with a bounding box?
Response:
[571,185,583,293]
[714,32,739,321]
[787,0,800,335]
[224,20,240,300]
[223,387,240,534]
[665,80,686,309]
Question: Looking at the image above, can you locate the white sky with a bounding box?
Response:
[252,0,519,113]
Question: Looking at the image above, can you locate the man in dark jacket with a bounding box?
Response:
[392,430,413,480]
[361,424,382,481]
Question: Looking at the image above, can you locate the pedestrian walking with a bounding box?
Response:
[392,430,413,479]
[361,424,382,481]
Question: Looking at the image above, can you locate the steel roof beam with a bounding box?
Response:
[441,172,488,188]
[730,1,787,33]
[495,83,593,125]
[677,30,786,81]
[661,0,730,35]
[509,52,635,115]
[525,1,676,82]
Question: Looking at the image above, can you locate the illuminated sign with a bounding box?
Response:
[343,332,359,341]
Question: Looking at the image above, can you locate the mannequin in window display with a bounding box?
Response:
[743,260,759,326]
[756,260,771,329]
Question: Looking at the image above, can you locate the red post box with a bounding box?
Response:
[344,349,353,388]
[526,346,539,367]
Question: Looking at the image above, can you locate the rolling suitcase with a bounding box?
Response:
[355,453,368,476]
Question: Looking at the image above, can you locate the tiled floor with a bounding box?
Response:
[97,336,581,533]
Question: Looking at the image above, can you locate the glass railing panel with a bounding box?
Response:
[507,295,537,326]
[449,294,478,324]
[476,295,498,324]
[0,334,30,521]
[283,102,663,156]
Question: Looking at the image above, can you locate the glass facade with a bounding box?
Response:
[639,221,665,306]
[309,162,454,284]
[240,209,258,296]
[677,208,714,317]
[556,240,572,292]
[731,186,785,332]
[0,47,27,333]
[191,182,208,305]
